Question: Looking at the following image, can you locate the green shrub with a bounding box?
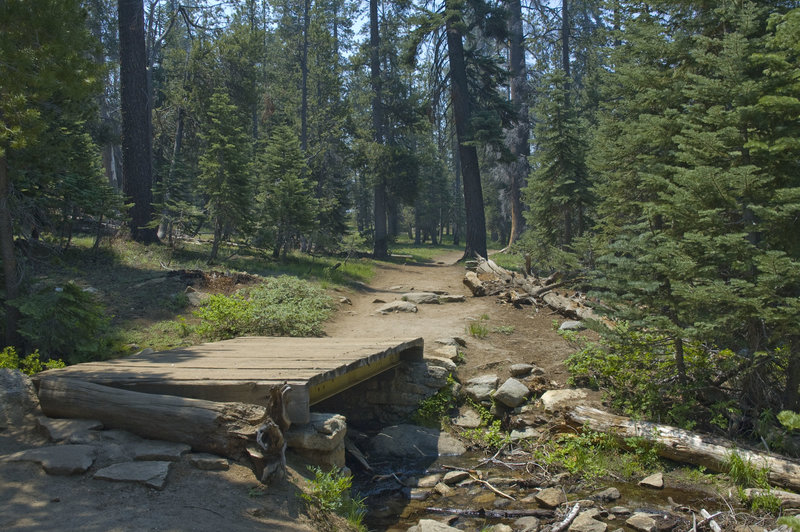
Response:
[194,276,332,340]
[0,347,65,375]
[13,282,112,364]
[778,516,800,531]
[535,431,614,481]
[412,375,457,428]
[727,451,770,489]
[300,466,366,531]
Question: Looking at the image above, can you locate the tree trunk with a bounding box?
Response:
[445,2,487,260]
[506,0,528,247]
[118,0,159,243]
[0,155,21,347]
[370,0,387,258]
[300,0,309,152]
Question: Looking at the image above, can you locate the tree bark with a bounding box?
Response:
[370,0,388,258]
[0,155,20,347]
[506,0,528,247]
[445,2,487,260]
[118,0,159,243]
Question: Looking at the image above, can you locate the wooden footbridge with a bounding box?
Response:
[36,337,423,424]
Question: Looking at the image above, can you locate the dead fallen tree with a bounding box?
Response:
[563,404,800,492]
[464,256,612,326]
[37,377,290,482]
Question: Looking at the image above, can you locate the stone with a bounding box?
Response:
[625,513,656,532]
[0,369,40,429]
[510,427,541,442]
[439,295,466,303]
[286,413,347,468]
[514,516,541,531]
[452,408,482,428]
[592,487,621,502]
[185,288,210,306]
[442,470,470,485]
[540,388,601,413]
[494,378,530,408]
[409,488,431,501]
[407,519,460,532]
[436,337,467,347]
[37,417,103,442]
[433,345,461,360]
[127,439,191,461]
[187,453,229,471]
[609,507,631,515]
[4,444,96,475]
[369,424,466,459]
[94,460,172,490]
[510,363,534,377]
[134,348,155,356]
[463,374,500,402]
[424,356,457,373]
[535,487,566,508]
[373,298,387,304]
[434,482,453,496]
[339,297,352,305]
[559,320,586,331]
[402,292,441,304]
[378,301,418,314]
[485,525,512,532]
[472,492,497,505]
[414,474,442,488]
[570,509,607,532]
[638,472,663,489]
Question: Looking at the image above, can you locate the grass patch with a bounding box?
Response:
[300,466,366,532]
[489,250,524,272]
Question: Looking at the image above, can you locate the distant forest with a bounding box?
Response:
[1,0,799,440]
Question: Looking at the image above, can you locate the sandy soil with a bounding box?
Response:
[0,251,575,531]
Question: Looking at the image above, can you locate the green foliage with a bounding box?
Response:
[537,431,613,482]
[13,282,112,364]
[461,399,510,451]
[0,347,65,375]
[747,490,782,515]
[412,374,457,428]
[726,451,770,489]
[194,276,332,340]
[778,516,800,531]
[778,410,800,432]
[300,466,366,531]
[467,317,489,339]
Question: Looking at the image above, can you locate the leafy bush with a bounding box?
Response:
[412,375,457,428]
[727,451,770,489]
[195,275,332,340]
[300,466,366,531]
[0,347,65,375]
[13,282,112,364]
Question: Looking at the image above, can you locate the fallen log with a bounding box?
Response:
[463,271,486,296]
[564,405,800,492]
[37,377,287,472]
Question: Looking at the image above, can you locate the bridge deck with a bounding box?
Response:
[36,337,424,424]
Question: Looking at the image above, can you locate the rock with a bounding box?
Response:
[4,444,96,475]
[433,345,461,360]
[339,297,352,305]
[412,474,442,488]
[286,413,347,468]
[540,388,602,413]
[369,424,466,459]
[434,482,453,496]
[638,472,663,489]
[184,287,210,306]
[134,348,155,356]
[409,488,431,501]
[439,295,466,303]
[436,337,467,347]
[373,298,386,304]
[377,301,418,314]
[442,470,470,485]
[407,519,461,532]
[510,363,534,377]
[745,488,800,508]
[187,453,229,471]
[37,417,103,442]
[463,374,500,402]
[424,356,457,373]
[625,512,657,532]
[472,492,497,505]
[485,525,513,532]
[127,439,191,461]
[609,506,631,515]
[494,378,530,408]
[452,408,482,428]
[0,369,40,429]
[535,487,566,508]
[515,516,541,532]
[94,460,172,490]
[559,320,586,331]
[402,292,441,304]
[510,427,541,442]
[570,509,608,532]
[592,487,621,502]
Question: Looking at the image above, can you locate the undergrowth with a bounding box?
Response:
[0,347,65,375]
[412,375,458,428]
[300,466,366,531]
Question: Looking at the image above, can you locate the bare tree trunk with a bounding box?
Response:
[506,0,528,247]
[445,2,487,260]
[119,0,159,243]
[0,155,21,347]
[370,0,387,258]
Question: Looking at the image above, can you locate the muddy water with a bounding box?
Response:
[353,452,727,531]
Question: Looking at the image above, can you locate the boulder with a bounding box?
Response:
[3,444,96,475]
[377,301,418,314]
[94,460,172,490]
[433,345,460,360]
[407,519,461,532]
[638,472,663,489]
[402,292,441,304]
[570,508,607,532]
[514,516,540,532]
[439,295,466,304]
[535,487,566,508]
[463,375,499,402]
[540,388,602,413]
[0,369,40,429]
[424,356,457,373]
[493,378,529,408]
[369,424,466,459]
[592,487,621,502]
[187,453,229,471]
[442,470,469,485]
[434,482,453,496]
[510,363,534,377]
[286,413,347,468]
[625,512,657,532]
[559,320,586,331]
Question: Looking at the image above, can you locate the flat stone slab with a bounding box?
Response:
[127,440,191,461]
[187,453,229,471]
[442,470,470,485]
[435,337,466,347]
[638,472,663,489]
[535,487,566,508]
[402,292,441,304]
[369,424,466,459]
[626,512,657,532]
[377,301,418,314]
[510,363,534,377]
[433,345,460,360]
[570,508,607,532]
[452,408,482,428]
[424,356,457,373]
[94,460,172,490]
[4,444,96,475]
[540,388,602,412]
[463,374,499,402]
[37,416,103,442]
[408,519,461,532]
[438,295,466,303]
[510,427,541,442]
